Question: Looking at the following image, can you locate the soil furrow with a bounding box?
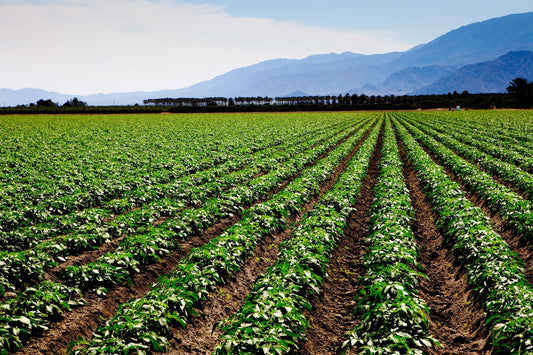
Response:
[397,136,492,355]
[296,122,383,354]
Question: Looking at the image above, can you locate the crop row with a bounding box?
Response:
[394,115,533,354]
[60,118,367,295]
[398,116,533,242]
[431,116,533,174]
[0,117,364,296]
[426,110,533,148]
[68,117,378,354]
[1,116,375,353]
[0,116,356,255]
[341,117,439,354]
[0,115,351,239]
[0,122,340,290]
[0,114,345,233]
[401,113,533,197]
[213,119,381,354]
[423,111,533,167]
[1,118,235,229]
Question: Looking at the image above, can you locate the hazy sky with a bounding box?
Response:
[1,0,532,95]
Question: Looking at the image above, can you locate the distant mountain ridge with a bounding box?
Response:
[415,51,533,94]
[387,11,533,68]
[2,11,533,105]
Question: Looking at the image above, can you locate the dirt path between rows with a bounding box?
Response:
[397,135,492,355]
[296,122,383,354]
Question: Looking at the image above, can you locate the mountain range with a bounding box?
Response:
[2,11,533,106]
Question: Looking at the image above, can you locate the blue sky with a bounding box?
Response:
[1,0,531,95]
[190,0,533,42]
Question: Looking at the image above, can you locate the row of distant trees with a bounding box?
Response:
[30,98,88,107]
[144,93,471,107]
[143,78,532,109]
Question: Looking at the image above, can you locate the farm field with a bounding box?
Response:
[0,110,532,355]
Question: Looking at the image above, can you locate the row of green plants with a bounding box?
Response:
[0,117,373,353]
[0,113,341,233]
[402,113,533,197]
[399,116,533,242]
[0,117,363,294]
[59,119,368,295]
[0,115,342,238]
[68,118,378,354]
[394,116,533,354]
[0,137,300,293]
[430,110,533,145]
[0,117,356,254]
[213,119,381,354]
[0,117,364,297]
[1,121,233,229]
[424,111,533,157]
[340,117,439,354]
[422,114,533,174]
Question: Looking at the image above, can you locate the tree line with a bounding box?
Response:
[29,98,88,107]
[143,77,532,109]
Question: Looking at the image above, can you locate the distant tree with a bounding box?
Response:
[507,77,533,108]
[344,93,351,105]
[36,99,56,107]
[62,97,87,107]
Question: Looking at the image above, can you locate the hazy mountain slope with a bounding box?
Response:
[0,88,72,107]
[170,52,401,97]
[351,65,457,95]
[389,12,533,68]
[172,12,533,97]
[236,64,392,97]
[414,50,533,94]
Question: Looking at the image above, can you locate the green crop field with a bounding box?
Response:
[0,111,531,354]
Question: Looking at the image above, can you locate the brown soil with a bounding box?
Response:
[397,138,492,355]
[43,235,127,283]
[297,122,383,354]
